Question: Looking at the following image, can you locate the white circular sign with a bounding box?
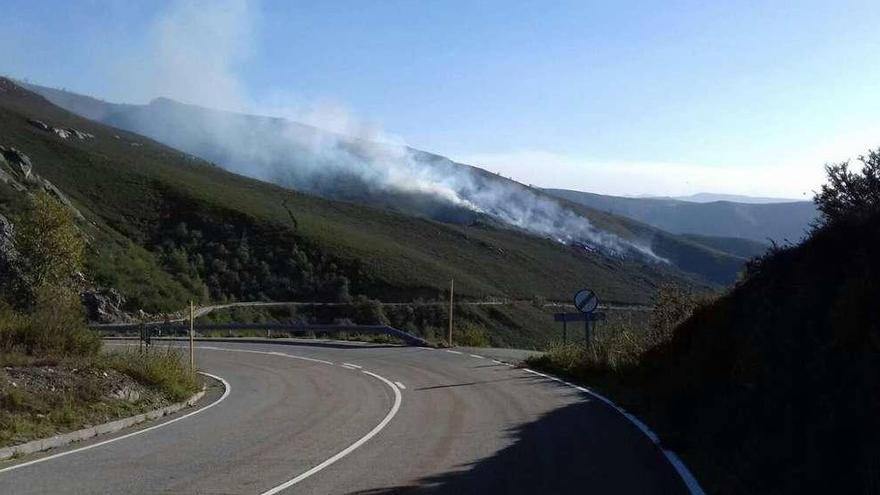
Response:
[573,289,599,314]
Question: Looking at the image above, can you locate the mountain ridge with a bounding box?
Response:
[545,188,816,243]
[0,77,718,347]
[24,81,760,285]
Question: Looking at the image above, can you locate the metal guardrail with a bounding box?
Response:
[90,322,431,347]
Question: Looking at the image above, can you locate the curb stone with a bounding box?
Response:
[0,387,206,461]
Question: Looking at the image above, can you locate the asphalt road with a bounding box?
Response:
[0,341,692,494]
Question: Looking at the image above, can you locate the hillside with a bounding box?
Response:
[25,82,754,285]
[617,204,880,492]
[530,156,880,492]
[0,78,713,347]
[546,188,816,243]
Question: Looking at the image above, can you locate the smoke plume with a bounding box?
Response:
[110,0,663,261]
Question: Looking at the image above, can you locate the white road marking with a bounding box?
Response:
[204,346,334,365]
[259,371,402,495]
[135,343,404,495]
[0,372,231,474]
[491,359,503,365]
[469,354,485,359]
[341,363,362,369]
[521,368,705,495]
[444,350,462,355]
[394,381,406,390]
[662,450,706,495]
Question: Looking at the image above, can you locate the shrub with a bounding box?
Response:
[454,323,490,347]
[0,288,98,357]
[815,149,880,227]
[648,285,709,346]
[12,192,84,305]
[351,295,389,325]
[102,347,199,401]
[529,286,712,376]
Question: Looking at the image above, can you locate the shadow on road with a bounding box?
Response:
[414,376,524,391]
[348,391,686,495]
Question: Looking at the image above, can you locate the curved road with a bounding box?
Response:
[0,341,691,494]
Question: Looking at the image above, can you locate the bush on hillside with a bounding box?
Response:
[351,295,389,325]
[12,192,84,305]
[0,193,98,357]
[815,149,880,227]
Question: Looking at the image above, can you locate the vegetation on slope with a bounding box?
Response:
[528,152,880,493]
[26,81,752,287]
[0,192,198,447]
[0,79,705,323]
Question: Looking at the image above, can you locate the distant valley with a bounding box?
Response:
[545,188,816,244]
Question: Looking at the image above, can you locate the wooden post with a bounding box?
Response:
[189,300,195,373]
[448,279,454,346]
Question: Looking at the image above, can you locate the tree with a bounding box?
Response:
[815,149,880,226]
[14,192,85,302]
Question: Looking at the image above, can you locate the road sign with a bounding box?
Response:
[553,312,606,322]
[573,289,599,314]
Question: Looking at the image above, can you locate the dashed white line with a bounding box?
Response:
[394,381,406,390]
[341,362,362,369]
[0,372,231,474]
[469,354,485,359]
[444,350,462,355]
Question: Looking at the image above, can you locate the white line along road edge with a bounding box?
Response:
[259,369,403,495]
[0,372,231,475]
[522,368,705,495]
[142,343,404,494]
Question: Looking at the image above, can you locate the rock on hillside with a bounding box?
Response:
[0,146,84,220]
[81,287,130,324]
[0,213,19,294]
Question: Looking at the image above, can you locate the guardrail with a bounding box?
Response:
[89,322,432,347]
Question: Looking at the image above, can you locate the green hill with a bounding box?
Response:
[0,78,711,347]
[25,81,753,286]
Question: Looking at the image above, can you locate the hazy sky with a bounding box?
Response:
[3,0,879,199]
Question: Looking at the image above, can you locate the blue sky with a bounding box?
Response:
[3,0,880,198]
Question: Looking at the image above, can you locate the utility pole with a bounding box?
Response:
[447,279,454,347]
[189,300,195,374]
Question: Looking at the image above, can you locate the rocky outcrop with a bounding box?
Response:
[81,287,131,324]
[0,146,85,220]
[28,119,94,140]
[0,146,33,182]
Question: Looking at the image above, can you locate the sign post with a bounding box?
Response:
[448,279,454,347]
[554,288,604,346]
[189,300,195,374]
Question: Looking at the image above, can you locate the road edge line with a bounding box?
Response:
[0,372,231,474]
[522,368,705,495]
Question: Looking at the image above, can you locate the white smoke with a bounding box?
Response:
[111,0,664,262]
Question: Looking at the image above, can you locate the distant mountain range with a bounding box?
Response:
[644,192,808,204]
[545,189,817,244]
